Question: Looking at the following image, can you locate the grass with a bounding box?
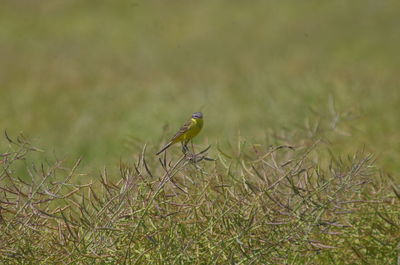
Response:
[1,0,400,263]
[1,127,399,264]
[1,0,400,172]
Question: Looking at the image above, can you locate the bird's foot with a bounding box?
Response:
[184,145,215,163]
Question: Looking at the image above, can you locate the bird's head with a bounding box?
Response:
[192,112,203,119]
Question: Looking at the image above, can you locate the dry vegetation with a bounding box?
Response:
[1,130,399,264]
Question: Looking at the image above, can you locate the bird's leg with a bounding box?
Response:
[190,140,195,154]
[181,141,189,154]
[181,142,186,154]
[184,141,190,154]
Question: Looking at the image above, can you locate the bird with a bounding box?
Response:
[156,112,204,155]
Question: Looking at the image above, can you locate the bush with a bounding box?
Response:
[1,132,399,264]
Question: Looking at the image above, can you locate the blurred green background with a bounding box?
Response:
[1,0,399,173]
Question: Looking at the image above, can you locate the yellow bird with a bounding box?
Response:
[156,112,204,155]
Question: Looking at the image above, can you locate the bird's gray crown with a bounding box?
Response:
[192,112,203,119]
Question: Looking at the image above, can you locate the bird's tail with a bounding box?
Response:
[156,141,173,155]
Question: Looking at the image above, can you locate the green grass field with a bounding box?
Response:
[1,1,400,263]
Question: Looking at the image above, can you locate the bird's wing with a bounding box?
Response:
[170,119,193,142]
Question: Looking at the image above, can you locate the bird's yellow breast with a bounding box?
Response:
[175,118,203,143]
